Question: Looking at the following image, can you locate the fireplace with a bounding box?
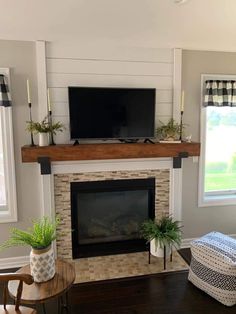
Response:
[71,178,155,258]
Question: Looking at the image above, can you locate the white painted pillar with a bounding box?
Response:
[36,41,54,219]
[171,48,183,221]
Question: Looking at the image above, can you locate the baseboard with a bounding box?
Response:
[180,238,195,248]
[0,255,29,270]
[1,233,236,269]
[181,233,236,249]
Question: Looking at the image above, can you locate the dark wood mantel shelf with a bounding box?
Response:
[21,142,200,163]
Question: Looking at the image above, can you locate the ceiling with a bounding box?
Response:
[1,0,236,51]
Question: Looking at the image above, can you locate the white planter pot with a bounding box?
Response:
[30,245,55,283]
[38,132,49,147]
[150,239,171,258]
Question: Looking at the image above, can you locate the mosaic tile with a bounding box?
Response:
[54,169,170,259]
[71,250,188,283]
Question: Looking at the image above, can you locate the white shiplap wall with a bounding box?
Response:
[46,43,174,144]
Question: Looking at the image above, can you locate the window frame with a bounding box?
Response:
[198,74,236,207]
[0,68,17,222]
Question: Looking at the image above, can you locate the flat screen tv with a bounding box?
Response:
[68,87,155,140]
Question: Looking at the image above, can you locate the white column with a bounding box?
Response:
[170,168,183,222]
[36,41,54,218]
[171,48,183,221]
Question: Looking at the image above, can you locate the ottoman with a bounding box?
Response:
[188,231,236,306]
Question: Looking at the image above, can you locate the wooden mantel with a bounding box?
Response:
[21,142,200,163]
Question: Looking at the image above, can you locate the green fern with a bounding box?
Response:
[0,216,60,250]
[156,118,185,140]
[140,215,182,249]
[26,115,64,134]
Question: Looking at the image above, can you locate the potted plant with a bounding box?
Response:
[156,118,183,142]
[140,215,182,257]
[26,117,64,146]
[0,216,60,283]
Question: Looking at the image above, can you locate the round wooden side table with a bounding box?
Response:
[8,259,75,314]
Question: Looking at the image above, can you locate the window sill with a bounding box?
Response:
[0,211,17,223]
[198,194,236,207]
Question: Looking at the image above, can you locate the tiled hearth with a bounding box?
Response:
[73,250,188,283]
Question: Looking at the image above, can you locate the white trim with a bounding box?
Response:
[0,68,18,223]
[52,158,172,174]
[180,237,195,248]
[173,48,182,122]
[171,48,183,221]
[198,74,206,206]
[198,74,236,207]
[0,255,29,270]
[40,174,55,217]
[36,41,52,219]
[199,194,236,207]
[170,168,183,222]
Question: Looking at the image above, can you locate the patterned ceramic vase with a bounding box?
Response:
[30,245,55,283]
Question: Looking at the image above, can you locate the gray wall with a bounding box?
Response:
[0,40,41,258]
[182,50,236,239]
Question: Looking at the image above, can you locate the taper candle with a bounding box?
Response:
[181,90,185,112]
[26,79,31,104]
[47,88,51,112]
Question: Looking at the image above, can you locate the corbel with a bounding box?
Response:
[37,157,51,175]
[173,152,189,168]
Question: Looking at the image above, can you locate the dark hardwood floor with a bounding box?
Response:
[68,270,235,314]
[1,249,235,313]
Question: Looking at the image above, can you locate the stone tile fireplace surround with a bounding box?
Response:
[54,168,170,259]
[35,157,184,282]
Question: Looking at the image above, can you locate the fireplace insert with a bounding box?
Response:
[71,178,155,258]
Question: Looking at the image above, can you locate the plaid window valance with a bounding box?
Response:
[0,74,12,107]
[204,80,236,107]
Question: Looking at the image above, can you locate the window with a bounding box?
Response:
[199,75,236,206]
[0,69,17,222]
[0,116,6,206]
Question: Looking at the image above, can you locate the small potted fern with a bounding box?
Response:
[26,117,64,146]
[0,216,60,282]
[140,215,182,257]
[156,118,183,142]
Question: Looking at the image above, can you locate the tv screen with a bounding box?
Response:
[68,87,155,140]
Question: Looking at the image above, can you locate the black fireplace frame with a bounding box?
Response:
[70,178,155,259]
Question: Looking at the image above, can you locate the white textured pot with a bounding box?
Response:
[30,245,55,283]
[38,132,49,147]
[150,239,171,258]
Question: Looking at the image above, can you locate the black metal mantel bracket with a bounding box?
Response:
[37,157,51,175]
[173,152,189,169]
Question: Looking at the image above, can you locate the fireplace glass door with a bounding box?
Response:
[71,178,155,258]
